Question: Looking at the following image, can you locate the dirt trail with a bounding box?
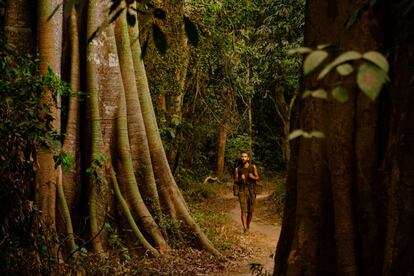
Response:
[224,193,281,275]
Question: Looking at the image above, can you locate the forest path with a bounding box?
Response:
[222,191,281,275]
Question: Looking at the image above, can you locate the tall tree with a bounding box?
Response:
[1,0,221,270]
[274,1,414,275]
[36,0,62,231]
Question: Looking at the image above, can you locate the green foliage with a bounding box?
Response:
[226,133,250,162]
[302,88,327,99]
[289,47,389,140]
[357,62,389,100]
[251,0,305,170]
[317,51,362,79]
[182,180,226,202]
[288,129,325,140]
[105,223,131,261]
[44,67,73,99]
[303,50,328,75]
[0,38,64,275]
[158,213,184,249]
[331,86,349,103]
[336,64,354,76]
[85,154,107,174]
[85,154,108,189]
[53,151,74,171]
[142,0,304,175]
[294,47,390,101]
[181,0,304,174]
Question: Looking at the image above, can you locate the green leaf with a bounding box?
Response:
[183,16,199,47]
[318,51,362,79]
[288,129,305,140]
[302,90,312,98]
[357,63,388,101]
[303,50,328,75]
[336,63,354,76]
[309,131,325,138]
[287,47,312,55]
[288,129,325,140]
[362,51,389,72]
[311,89,328,99]
[152,23,168,55]
[317,44,331,50]
[331,86,349,103]
[302,89,327,99]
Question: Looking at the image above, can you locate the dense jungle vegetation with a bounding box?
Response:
[1,0,414,275]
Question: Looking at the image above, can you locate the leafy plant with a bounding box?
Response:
[0,38,63,275]
[53,152,74,171]
[288,46,390,140]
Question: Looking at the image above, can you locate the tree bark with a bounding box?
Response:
[111,8,168,251]
[113,17,168,249]
[36,0,63,231]
[3,0,222,265]
[60,8,81,254]
[382,2,414,274]
[114,6,162,219]
[4,0,35,52]
[85,0,105,253]
[129,19,221,257]
[273,1,414,275]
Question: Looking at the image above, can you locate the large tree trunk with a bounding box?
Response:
[59,8,81,254]
[382,1,414,273]
[36,0,63,231]
[3,0,221,267]
[129,18,221,257]
[4,0,35,52]
[114,6,162,218]
[274,1,414,275]
[113,7,168,251]
[85,0,105,253]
